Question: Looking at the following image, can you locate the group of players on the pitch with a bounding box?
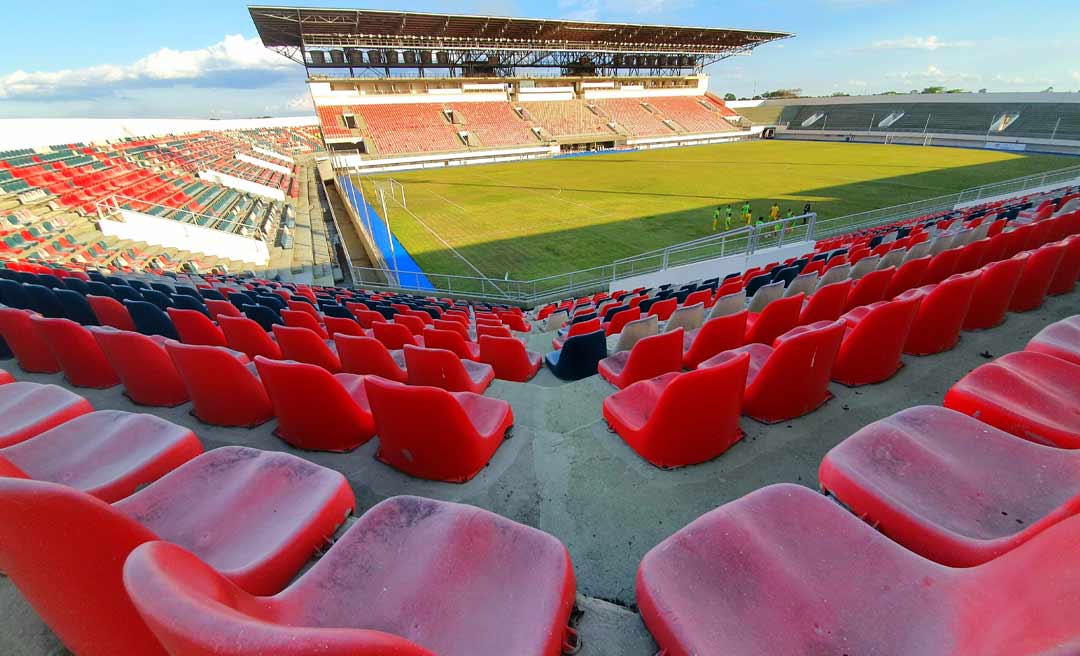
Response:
[712,201,812,233]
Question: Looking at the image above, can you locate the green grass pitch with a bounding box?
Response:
[356,140,1076,281]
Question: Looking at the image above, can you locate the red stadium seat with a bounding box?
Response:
[335,333,408,383]
[499,312,531,332]
[92,328,189,407]
[1009,242,1067,312]
[605,307,641,337]
[353,309,385,329]
[954,239,989,275]
[681,310,748,369]
[833,296,921,386]
[963,254,1027,330]
[944,351,1080,449]
[423,327,479,360]
[0,382,93,448]
[372,321,422,350]
[478,335,542,382]
[204,299,243,322]
[0,369,12,385]
[844,266,894,312]
[1048,235,1080,295]
[364,376,513,482]
[165,341,272,428]
[884,255,931,299]
[901,272,979,356]
[123,496,575,656]
[477,323,513,339]
[604,350,749,468]
[647,297,677,321]
[86,294,137,331]
[821,405,1080,566]
[0,410,201,502]
[255,357,374,452]
[394,313,427,336]
[272,324,342,372]
[798,280,850,325]
[167,307,227,347]
[0,308,60,373]
[1025,315,1080,366]
[708,320,845,423]
[219,315,282,360]
[744,293,803,345]
[922,248,962,286]
[404,345,494,393]
[286,299,322,322]
[637,483,1080,656]
[598,328,684,389]
[323,315,365,339]
[31,315,120,388]
[0,447,354,656]
[281,309,329,339]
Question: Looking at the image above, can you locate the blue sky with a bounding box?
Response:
[1,0,1076,118]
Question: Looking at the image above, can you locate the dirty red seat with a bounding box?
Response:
[364,376,513,483]
[31,315,120,388]
[637,482,1080,656]
[833,296,921,386]
[708,320,845,423]
[165,341,273,427]
[954,239,990,275]
[844,266,894,312]
[86,294,137,331]
[605,307,641,337]
[922,248,962,286]
[1010,242,1067,312]
[944,351,1080,449]
[373,321,422,350]
[123,495,575,656]
[404,345,494,393]
[821,405,1080,567]
[286,299,322,322]
[353,309,385,329]
[478,335,542,382]
[424,327,479,360]
[648,297,678,321]
[798,280,850,325]
[433,318,470,340]
[604,351,749,468]
[219,315,282,360]
[682,310,747,369]
[963,254,1027,330]
[1047,235,1080,296]
[204,298,243,322]
[1026,315,1080,366]
[477,323,513,339]
[0,382,93,448]
[500,312,531,333]
[92,328,189,407]
[281,309,329,339]
[272,324,342,372]
[0,447,355,656]
[167,307,227,347]
[255,357,374,452]
[394,313,427,336]
[552,317,601,350]
[901,272,979,356]
[0,307,60,373]
[743,293,803,346]
[335,333,408,383]
[598,328,684,389]
[0,410,202,502]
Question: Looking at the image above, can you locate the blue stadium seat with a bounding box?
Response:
[62,278,90,295]
[200,289,225,301]
[110,285,144,303]
[744,273,773,298]
[55,289,100,326]
[35,274,65,289]
[173,285,202,300]
[241,304,282,332]
[545,330,607,381]
[228,292,255,308]
[321,304,352,320]
[0,280,32,309]
[170,295,209,316]
[85,281,115,297]
[253,294,285,311]
[150,283,175,296]
[24,284,66,318]
[139,289,173,310]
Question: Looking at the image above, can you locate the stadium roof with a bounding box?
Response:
[248,6,792,57]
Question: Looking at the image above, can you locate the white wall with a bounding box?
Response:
[609,240,813,292]
[99,209,269,264]
[0,116,318,150]
[236,153,291,175]
[198,170,285,201]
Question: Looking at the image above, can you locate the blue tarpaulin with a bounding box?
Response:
[340,177,434,291]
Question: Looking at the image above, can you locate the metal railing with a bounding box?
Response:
[347,165,1080,306]
[780,112,1080,143]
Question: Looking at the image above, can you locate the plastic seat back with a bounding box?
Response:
[923,248,962,286]
[547,330,607,381]
[219,315,282,360]
[165,341,272,427]
[904,273,979,356]
[963,255,1027,330]
[1048,236,1080,296]
[324,316,365,339]
[1010,242,1067,312]
[404,345,493,392]
[54,289,100,326]
[394,314,427,336]
[683,310,748,370]
[745,293,803,345]
[0,307,61,373]
[479,335,542,382]
[167,308,227,347]
[281,309,328,339]
[241,304,282,332]
[850,256,881,280]
[834,296,921,386]
[91,328,188,407]
[601,328,684,388]
[254,357,373,452]
[785,273,818,298]
[799,279,850,326]
[606,307,642,337]
[743,320,846,422]
[885,256,931,299]
[424,327,479,360]
[665,303,705,333]
[433,318,470,339]
[747,282,784,314]
[844,266,894,312]
[647,297,678,322]
[1025,316,1080,366]
[124,300,180,340]
[205,299,242,322]
[815,263,851,290]
[708,291,745,319]
[31,316,119,388]
[272,324,341,373]
[372,321,419,350]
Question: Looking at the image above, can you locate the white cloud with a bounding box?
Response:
[0,34,294,100]
[286,94,313,111]
[886,65,982,86]
[872,36,973,51]
[1072,71,1080,83]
